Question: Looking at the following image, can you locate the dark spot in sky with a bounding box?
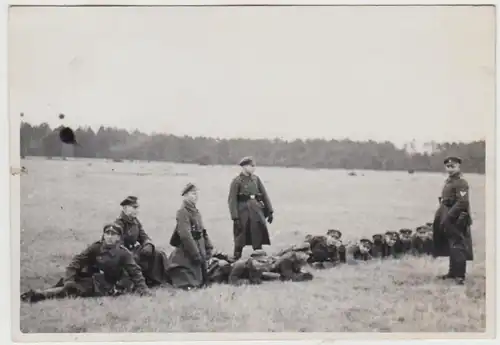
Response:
[59,127,79,145]
[20,113,24,117]
[59,113,65,120]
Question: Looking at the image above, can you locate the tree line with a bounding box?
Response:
[19,122,486,174]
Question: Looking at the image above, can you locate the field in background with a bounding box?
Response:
[19,158,486,332]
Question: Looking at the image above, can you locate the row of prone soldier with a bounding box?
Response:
[20,190,433,304]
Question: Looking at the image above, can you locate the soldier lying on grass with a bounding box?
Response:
[21,223,151,304]
[203,243,314,286]
[411,226,434,256]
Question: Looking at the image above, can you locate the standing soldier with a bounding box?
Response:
[167,183,214,290]
[228,157,274,260]
[433,156,474,285]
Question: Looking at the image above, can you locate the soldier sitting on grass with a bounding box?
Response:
[21,223,151,304]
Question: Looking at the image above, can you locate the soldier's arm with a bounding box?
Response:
[227,177,240,220]
[64,242,99,283]
[256,176,273,213]
[447,178,470,220]
[176,209,202,262]
[136,220,153,248]
[120,247,150,293]
[203,230,214,258]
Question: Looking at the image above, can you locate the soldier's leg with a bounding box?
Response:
[233,245,244,260]
[449,240,467,284]
[21,278,94,303]
[21,286,67,303]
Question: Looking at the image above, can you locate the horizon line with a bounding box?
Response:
[19,119,487,147]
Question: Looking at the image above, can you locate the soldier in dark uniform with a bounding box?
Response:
[304,234,331,268]
[205,252,234,284]
[351,238,373,261]
[272,243,314,282]
[433,156,474,285]
[381,231,402,259]
[228,157,274,260]
[167,183,214,290]
[398,228,414,254]
[325,229,346,265]
[370,234,385,258]
[114,196,170,287]
[411,226,434,256]
[21,223,151,303]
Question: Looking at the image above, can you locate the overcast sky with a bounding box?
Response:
[9,5,494,147]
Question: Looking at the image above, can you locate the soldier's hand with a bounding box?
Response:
[267,213,274,224]
[141,244,154,255]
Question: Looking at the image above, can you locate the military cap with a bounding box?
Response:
[444,156,462,165]
[294,242,312,253]
[327,229,342,238]
[399,228,413,236]
[415,226,427,232]
[359,238,373,246]
[120,196,138,207]
[103,222,123,235]
[181,183,197,196]
[250,249,267,258]
[372,234,384,241]
[385,231,396,236]
[239,156,255,167]
[425,222,433,227]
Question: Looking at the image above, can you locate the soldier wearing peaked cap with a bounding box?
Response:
[114,196,170,287]
[371,234,385,258]
[167,183,214,290]
[349,238,373,261]
[398,229,414,254]
[433,156,473,285]
[228,156,274,260]
[326,229,342,239]
[412,226,434,256]
[21,223,151,303]
[115,196,153,252]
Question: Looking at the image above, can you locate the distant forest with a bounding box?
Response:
[20,122,486,174]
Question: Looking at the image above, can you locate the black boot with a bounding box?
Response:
[233,247,243,261]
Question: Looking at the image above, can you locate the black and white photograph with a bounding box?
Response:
[8,0,496,341]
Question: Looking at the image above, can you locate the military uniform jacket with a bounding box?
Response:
[64,241,148,292]
[433,172,474,260]
[228,173,274,248]
[167,200,214,288]
[115,212,153,251]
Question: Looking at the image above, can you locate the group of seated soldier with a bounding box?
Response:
[299,222,434,268]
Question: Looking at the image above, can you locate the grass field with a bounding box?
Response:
[19,157,487,333]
